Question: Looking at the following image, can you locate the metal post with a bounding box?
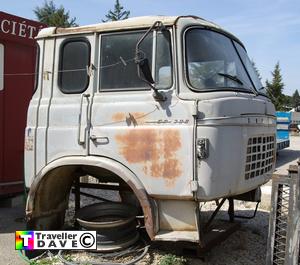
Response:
[266,162,300,265]
[228,198,235,223]
[284,165,300,265]
[74,177,80,212]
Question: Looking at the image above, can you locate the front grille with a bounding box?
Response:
[245,135,275,180]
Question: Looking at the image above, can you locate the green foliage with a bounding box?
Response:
[34,0,77,27]
[159,254,188,265]
[102,0,130,22]
[251,60,262,81]
[266,62,285,110]
[292,89,300,108]
[282,94,293,109]
[29,255,89,265]
[30,258,54,265]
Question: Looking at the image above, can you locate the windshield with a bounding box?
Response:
[233,41,266,95]
[185,29,257,93]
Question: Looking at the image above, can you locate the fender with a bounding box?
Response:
[26,155,155,239]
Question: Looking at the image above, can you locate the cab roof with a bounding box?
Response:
[37,15,222,38]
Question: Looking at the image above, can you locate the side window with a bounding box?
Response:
[0,44,4,91]
[100,32,153,90]
[58,38,90,94]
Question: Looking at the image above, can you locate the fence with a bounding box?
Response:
[266,162,300,265]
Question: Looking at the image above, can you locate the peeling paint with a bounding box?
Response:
[115,128,182,187]
[112,112,146,125]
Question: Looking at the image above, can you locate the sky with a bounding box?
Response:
[2,0,299,95]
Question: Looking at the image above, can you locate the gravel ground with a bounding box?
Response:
[33,191,270,265]
[2,136,299,265]
[190,201,269,265]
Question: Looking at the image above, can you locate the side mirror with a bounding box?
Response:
[136,56,154,84]
[157,66,172,89]
[136,56,166,101]
[135,21,166,102]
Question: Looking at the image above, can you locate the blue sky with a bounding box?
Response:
[2,0,299,95]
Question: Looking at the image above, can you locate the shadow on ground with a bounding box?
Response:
[147,209,270,265]
[0,203,26,233]
[276,149,300,169]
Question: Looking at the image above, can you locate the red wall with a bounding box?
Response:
[0,12,46,196]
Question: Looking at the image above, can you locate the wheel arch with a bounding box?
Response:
[26,155,155,239]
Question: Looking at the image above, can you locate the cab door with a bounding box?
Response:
[46,35,95,164]
[89,30,194,197]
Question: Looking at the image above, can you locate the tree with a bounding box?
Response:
[265,62,285,110]
[34,0,77,27]
[251,60,262,81]
[292,89,300,109]
[282,94,293,110]
[102,0,130,22]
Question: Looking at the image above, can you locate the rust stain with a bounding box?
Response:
[126,112,147,126]
[112,112,126,122]
[112,112,146,125]
[115,129,158,163]
[131,112,146,123]
[56,26,97,34]
[115,128,182,187]
[142,165,148,175]
[127,179,155,239]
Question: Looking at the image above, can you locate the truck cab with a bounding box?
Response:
[25,16,276,242]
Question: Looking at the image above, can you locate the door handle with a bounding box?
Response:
[78,93,90,145]
[90,135,109,144]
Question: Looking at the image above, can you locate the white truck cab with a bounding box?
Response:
[25,16,276,242]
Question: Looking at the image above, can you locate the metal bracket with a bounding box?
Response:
[197,138,209,160]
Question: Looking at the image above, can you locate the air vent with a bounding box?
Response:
[245,135,275,180]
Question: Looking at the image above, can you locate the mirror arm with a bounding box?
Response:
[135,21,167,102]
[135,21,165,52]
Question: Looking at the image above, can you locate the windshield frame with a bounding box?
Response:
[233,41,269,97]
[183,26,261,95]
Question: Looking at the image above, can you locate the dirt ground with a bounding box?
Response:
[0,136,299,265]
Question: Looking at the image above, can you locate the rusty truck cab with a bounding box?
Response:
[25,16,276,243]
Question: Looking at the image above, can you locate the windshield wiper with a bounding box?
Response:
[218,73,244,85]
[259,86,265,91]
[260,86,274,99]
[218,72,258,96]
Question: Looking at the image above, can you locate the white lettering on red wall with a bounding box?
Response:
[0,19,42,39]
